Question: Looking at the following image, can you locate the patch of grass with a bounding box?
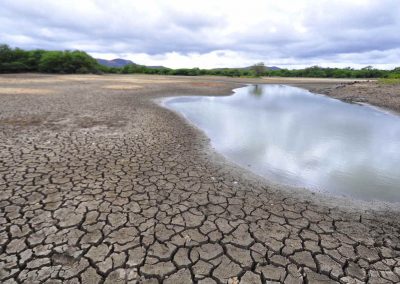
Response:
[378,78,400,85]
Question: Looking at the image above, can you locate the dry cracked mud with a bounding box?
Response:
[1,74,400,283]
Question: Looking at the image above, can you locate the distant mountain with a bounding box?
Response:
[97,58,280,71]
[97,58,168,69]
[96,58,135,68]
[241,65,281,71]
[266,66,281,71]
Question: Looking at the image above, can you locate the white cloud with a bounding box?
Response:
[1,0,399,69]
[90,50,257,69]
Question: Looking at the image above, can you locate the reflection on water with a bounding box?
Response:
[165,85,400,202]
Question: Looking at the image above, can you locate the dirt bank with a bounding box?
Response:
[0,74,399,283]
[308,81,400,114]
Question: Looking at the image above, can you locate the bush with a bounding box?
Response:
[0,44,31,73]
[0,62,29,72]
[0,44,101,74]
[388,73,400,79]
[38,50,98,73]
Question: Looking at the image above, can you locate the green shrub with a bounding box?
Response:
[379,78,400,85]
[38,50,98,73]
[0,62,29,72]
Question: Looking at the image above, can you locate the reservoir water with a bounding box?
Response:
[164,85,400,202]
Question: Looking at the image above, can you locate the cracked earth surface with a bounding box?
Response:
[1,74,400,283]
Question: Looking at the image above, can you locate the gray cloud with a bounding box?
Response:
[0,0,399,68]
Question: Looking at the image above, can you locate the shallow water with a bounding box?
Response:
[165,85,400,202]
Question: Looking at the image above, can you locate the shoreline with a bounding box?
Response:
[156,85,400,214]
[295,79,400,114]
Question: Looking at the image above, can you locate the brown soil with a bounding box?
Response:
[310,81,400,113]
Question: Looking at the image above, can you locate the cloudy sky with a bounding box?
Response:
[1,0,399,69]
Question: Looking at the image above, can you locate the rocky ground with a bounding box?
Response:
[295,79,400,114]
[1,74,400,283]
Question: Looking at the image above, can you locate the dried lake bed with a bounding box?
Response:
[1,74,400,283]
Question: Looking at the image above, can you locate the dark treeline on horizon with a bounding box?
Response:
[1,44,399,79]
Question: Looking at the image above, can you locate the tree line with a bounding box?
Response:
[264,65,400,79]
[1,44,399,79]
[0,44,99,74]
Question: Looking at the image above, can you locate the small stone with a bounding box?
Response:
[228,276,239,284]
